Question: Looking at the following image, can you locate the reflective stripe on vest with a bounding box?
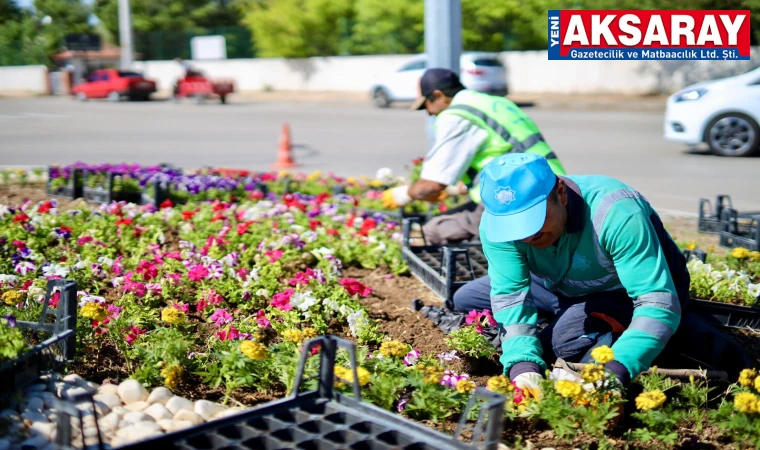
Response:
[447,104,547,154]
[557,188,651,296]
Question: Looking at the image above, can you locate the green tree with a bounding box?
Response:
[0,0,21,24]
[350,0,423,55]
[237,0,353,57]
[34,0,94,56]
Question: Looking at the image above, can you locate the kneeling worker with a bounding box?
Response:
[381,68,566,245]
[477,153,750,398]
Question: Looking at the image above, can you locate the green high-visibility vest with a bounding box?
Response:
[437,90,566,203]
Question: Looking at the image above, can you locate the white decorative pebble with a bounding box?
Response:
[146,387,173,405]
[193,400,226,421]
[123,411,153,423]
[94,393,122,410]
[22,410,48,423]
[173,409,204,425]
[124,401,150,412]
[144,403,173,422]
[30,422,56,441]
[26,398,44,411]
[97,384,119,396]
[99,412,121,432]
[165,396,193,415]
[63,374,85,386]
[25,383,47,393]
[117,380,149,405]
[158,419,193,433]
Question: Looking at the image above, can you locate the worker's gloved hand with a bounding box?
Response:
[381,186,411,209]
[513,372,544,400]
[445,182,468,196]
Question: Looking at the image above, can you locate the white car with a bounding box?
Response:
[664,67,760,157]
[370,52,508,108]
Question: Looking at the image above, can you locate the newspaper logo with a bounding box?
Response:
[548,10,750,60]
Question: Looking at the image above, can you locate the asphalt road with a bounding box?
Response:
[1,96,759,214]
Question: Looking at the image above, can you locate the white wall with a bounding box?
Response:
[0,65,48,94]
[133,54,417,93]
[134,50,760,96]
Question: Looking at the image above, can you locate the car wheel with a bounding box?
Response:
[75,92,87,102]
[705,113,760,157]
[107,91,121,102]
[373,88,391,108]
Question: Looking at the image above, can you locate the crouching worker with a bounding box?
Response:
[381,68,565,245]
[477,153,750,398]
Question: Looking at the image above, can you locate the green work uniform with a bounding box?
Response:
[481,175,682,380]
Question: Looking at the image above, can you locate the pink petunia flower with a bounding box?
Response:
[209,308,233,326]
[271,289,294,311]
[256,310,271,328]
[188,265,209,281]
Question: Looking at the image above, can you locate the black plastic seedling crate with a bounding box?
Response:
[0,279,77,394]
[46,167,83,200]
[120,336,505,450]
[401,219,487,310]
[717,208,760,251]
[691,299,760,329]
[82,171,143,205]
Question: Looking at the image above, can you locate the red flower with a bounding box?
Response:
[439,203,448,213]
[249,190,265,200]
[315,193,331,205]
[211,213,226,222]
[237,221,256,235]
[182,211,196,221]
[60,225,73,233]
[309,220,322,231]
[38,201,53,213]
[13,214,29,223]
[77,236,94,246]
[264,249,283,263]
[22,280,33,290]
[412,157,425,165]
[339,278,372,297]
[136,260,158,281]
[159,199,174,209]
[12,240,26,250]
[358,218,377,236]
[346,216,356,228]
[115,218,133,226]
[326,229,339,236]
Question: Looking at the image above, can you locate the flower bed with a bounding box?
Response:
[0,172,760,448]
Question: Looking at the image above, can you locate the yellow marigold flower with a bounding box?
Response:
[161,365,182,390]
[456,379,476,394]
[301,328,318,341]
[635,390,667,411]
[416,363,426,371]
[334,366,371,387]
[81,302,107,321]
[731,247,750,259]
[582,364,606,383]
[555,380,583,399]
[283,329,304,343]
[707,245,716,253]
[685,241,697,251]
[2,290,24,306]
[369,179,384,188]
[734,392,759,414]
[487,375,514,394]
[590,345,615,364]
[240,341,268,360]
[278,170,290,178]
[307,170,323,181]
[750,251,760,262]
[161,307,186,325]
[379,340,408,358]
[346,177,357,184]
[422,366,444,384]
[755,376,760,393]
[739,368,757,387]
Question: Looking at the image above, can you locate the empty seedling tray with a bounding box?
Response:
[118,336,505,450]
[691,299,760,330]
[401,218,487,309]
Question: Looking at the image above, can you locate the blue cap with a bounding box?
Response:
[479,153,557,243]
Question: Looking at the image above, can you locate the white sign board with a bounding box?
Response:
[191,35,227,60]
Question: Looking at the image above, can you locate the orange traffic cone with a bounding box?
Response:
[271,123,300,170]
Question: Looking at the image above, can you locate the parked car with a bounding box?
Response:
[664,67,760,157]
[370,52,508,108]
[173,71,234,105]
[72,69,157,102]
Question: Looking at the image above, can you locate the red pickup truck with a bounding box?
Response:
[72,69,157,102]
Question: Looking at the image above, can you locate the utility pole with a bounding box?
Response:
[423,0,462,148]
[118,0,134,69]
